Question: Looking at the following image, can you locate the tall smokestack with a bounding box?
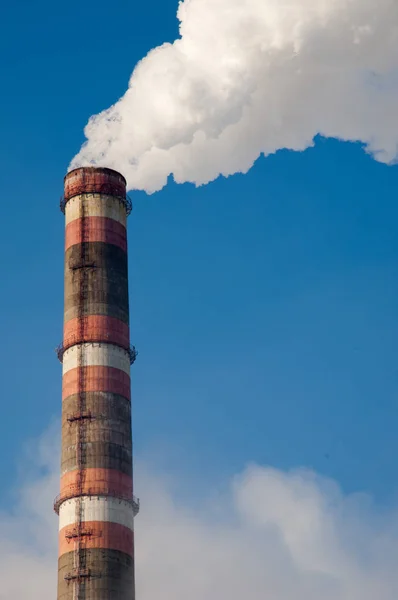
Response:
[54,167,138,599]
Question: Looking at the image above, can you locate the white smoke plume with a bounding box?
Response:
[70,0,398,192]
[2,426,398,599]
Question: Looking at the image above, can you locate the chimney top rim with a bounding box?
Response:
[65,166,126,186]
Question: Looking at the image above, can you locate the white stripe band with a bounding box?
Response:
[65,194,127,227]
[63,343,131,376]
[59,496,134,531]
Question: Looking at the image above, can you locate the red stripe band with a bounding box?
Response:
[59,469,133,500]
[59,522,133,557]
[63,316,130,351]
[65,217,127,252]
[62,366,130,401]
[64,167,126,201]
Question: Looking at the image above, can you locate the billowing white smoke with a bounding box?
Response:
[70,0,398,192]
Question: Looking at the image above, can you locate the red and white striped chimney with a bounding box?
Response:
[55,167,138,600]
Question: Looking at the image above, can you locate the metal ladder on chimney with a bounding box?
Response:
[64,178,96,599]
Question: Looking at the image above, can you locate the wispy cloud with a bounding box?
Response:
[1,427,398,599]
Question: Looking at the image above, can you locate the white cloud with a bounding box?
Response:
[0,425,58,600]
[1,428,398,599]
[70,0,398,192]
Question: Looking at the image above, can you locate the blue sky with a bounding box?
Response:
[1,0,398,518]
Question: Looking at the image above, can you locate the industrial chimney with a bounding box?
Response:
[54,167,139,599]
